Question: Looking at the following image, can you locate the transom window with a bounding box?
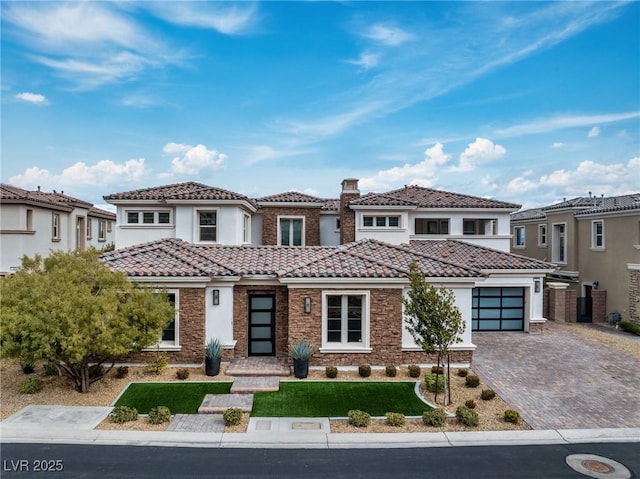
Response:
[415,218,449,235]
[198,211,217,242]
[126,210,172,225]
[514,226,525,247]
[538,224,547,246]
[591,220,604,249]
[363,215,401,228]
[279,217,304,246]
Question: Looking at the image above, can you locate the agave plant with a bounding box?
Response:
[205,338,223,359]
[289,340,314,360]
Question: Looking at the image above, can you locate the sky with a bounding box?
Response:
[2,1,639,212]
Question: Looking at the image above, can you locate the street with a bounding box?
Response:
[1,442,638,478]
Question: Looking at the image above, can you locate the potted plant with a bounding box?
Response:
[289,340,314,379]
[204,338,223,376]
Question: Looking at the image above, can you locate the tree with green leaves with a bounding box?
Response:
[403,262,465,406]
[0,249,175,393]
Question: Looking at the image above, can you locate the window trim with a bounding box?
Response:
[320,291,371,353]
[513,226,525,248]
[362,215,402,229]
[277,215,305,246]
[591,220,605,250]
[107,221,113,233]
[143,289,180,351]
[86,218,92,240]
[538,224,547,247]
[98,220,107,242]
[194,209,219,243]
[552,222,567,264]
[52,212,60,241]
[243,213,251,244]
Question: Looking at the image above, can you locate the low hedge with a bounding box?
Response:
[620,321,640,336]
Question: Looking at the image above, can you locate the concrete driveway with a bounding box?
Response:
[471,321,640,430]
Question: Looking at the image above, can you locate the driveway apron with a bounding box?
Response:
[471,322,640,430]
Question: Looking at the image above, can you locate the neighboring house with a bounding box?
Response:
[0,184,116,274]
[101,179,555,366]
[511,194,640,323]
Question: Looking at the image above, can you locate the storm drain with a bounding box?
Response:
[565,454,631,479]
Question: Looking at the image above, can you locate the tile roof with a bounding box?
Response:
[573,194,640,216]
[408,240,556,271]
[1,184,93,210]
[512,194,640,220]
[103,181,255,205]
[321,199,340,211]
[350,185,521,209]
[510,208,546,222]
[89,206,116,219]
[256,191,326,204]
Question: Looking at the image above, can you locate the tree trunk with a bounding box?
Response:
[446,353,451,407]
[434,352,441,404]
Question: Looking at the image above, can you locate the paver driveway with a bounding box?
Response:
[471,322,640,429]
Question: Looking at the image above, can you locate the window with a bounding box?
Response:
[107,221,113,232]
[243,214,251,243]
[552,223,566,263]
[127,212,139,224]
[362,215,401,228]
[153,291,179,348]
[415,219,449,235]
[463,219,496,235]
[198,211,217,242]
[335,218,341,231]
[158,212,170,224]
[591,220,605,249]
[514,226,525,247]
[279,217,304,246]
[52,213,60,240]
[26,209,33,231]
[322,292,370,350]
[98,220,106,241]
[86,219,92,239]
[125,210,171,225]
[538,224,547,246]
[463,219,478,235]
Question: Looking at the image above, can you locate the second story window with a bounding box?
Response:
[552,223,566,263]
[362,215,401,228]
[538,224,547,246]
[52,213,60,240]
[86,219,92,239]
[415,219,449,235]
[463,219,496,235]
[591,220,605,249]
[98,220,106,241]
[279,217,304,246]
[514,226,525,248]
[125,210,172,225]
[198,211,217,242]
[243,214,251,243]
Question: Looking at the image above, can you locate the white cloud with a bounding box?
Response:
[359,143,451,191]
[551,142,565,148]
[345,52,380,71]
[15,92,48,104]
[144,3,258,35]
[587,126,601,138]
[495,111,639,137]
[162,143,226,175]
[450,138,506,172]
[361,24,415,46]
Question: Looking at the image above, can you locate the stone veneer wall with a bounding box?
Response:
[233,285,289,359]
[630,268,640,323]
[591,290,607,322]
[339,195,358,244]
[261,207,321,246]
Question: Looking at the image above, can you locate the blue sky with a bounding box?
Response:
[2,1,639,211]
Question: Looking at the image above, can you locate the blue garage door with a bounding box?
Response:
[472,287,524,331]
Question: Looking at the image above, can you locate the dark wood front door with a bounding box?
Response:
[248,294,276,356]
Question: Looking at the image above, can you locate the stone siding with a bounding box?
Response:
[592,290,607,323]
[339,194,357,244]
[261,207,321,246]
[629,268,640,323]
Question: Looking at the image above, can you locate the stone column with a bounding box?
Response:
[547,282,570,322]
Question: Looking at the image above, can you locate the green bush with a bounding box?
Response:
[408,364,421,378]
[115,366,129,379]
[348,409,371,428]
[325,366,338,379]
[465,375,480,388]
[42,363,59,377]
[422,408,447,427]
[148,406,172,425]
[145,354,168,375]
[431,365,444,374]
[425,373,445,393]
[20,362,35,374]
[504,409,521,424]
[358,364,371,378]
[457,368,468,377]
[456,405,479,427]
[481,389,496,400]
[465,399,476,409]
[620,321,640,336]
[385,365,397,377]
[19,378,43,394]
[385,412,406,427]
[223,408,243,426]
[176,368,190,380]
[110,406,138,423]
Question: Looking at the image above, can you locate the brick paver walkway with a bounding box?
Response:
[167,414,224,432]
[472,321,640,430]
[198,394,254,413]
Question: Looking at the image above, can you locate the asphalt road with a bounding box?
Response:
[1,442,638,479]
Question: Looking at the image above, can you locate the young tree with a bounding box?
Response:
[0,249,175,393]
[403,262,465,405]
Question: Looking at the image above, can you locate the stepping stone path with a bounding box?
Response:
[198,393,254,413]
[168,414,224,433]
[230,376,280,393]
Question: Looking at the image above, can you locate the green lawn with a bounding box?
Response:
[252,381,430,417]
[114,382,232,414]
[113,381,430,416]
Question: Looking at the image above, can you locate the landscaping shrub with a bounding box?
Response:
[457,368,468,377]
[145,354,168,375]
[115,366,129,379]
[408,364,421,378]
[422,408,447,427]
[89,364,105,380]
[223,408,243,426]
[358,364,371,378]
[19,378,43,394]
[325,366,338,379]
[481,389,496,400]
[110,406,138,423]
[385,412,406,427]
[456,405,479,427]
[148,406,172,425]
[176,368,190,380]
[465,375,480,388]
[504,409,521,424]
[620,321,640,336]
[385,365,397,377]
[348,409,371,428]
[425,373,445,393]
[42,363,59,377]
[20,362,35,374]
[465,399,477,409]
[431,365,444,374]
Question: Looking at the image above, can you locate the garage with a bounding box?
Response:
[472,287,525,331]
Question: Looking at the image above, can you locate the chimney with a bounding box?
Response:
[339,178,360,244]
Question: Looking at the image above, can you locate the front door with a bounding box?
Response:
[248,294,276,356]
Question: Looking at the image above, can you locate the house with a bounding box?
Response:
[101,179,555,366]
[511,194,640,323]
[0,184,116,274]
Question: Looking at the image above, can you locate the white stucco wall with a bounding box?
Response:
[354,211,411,244]
[205,285,235,347]
[320,214,340,246]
